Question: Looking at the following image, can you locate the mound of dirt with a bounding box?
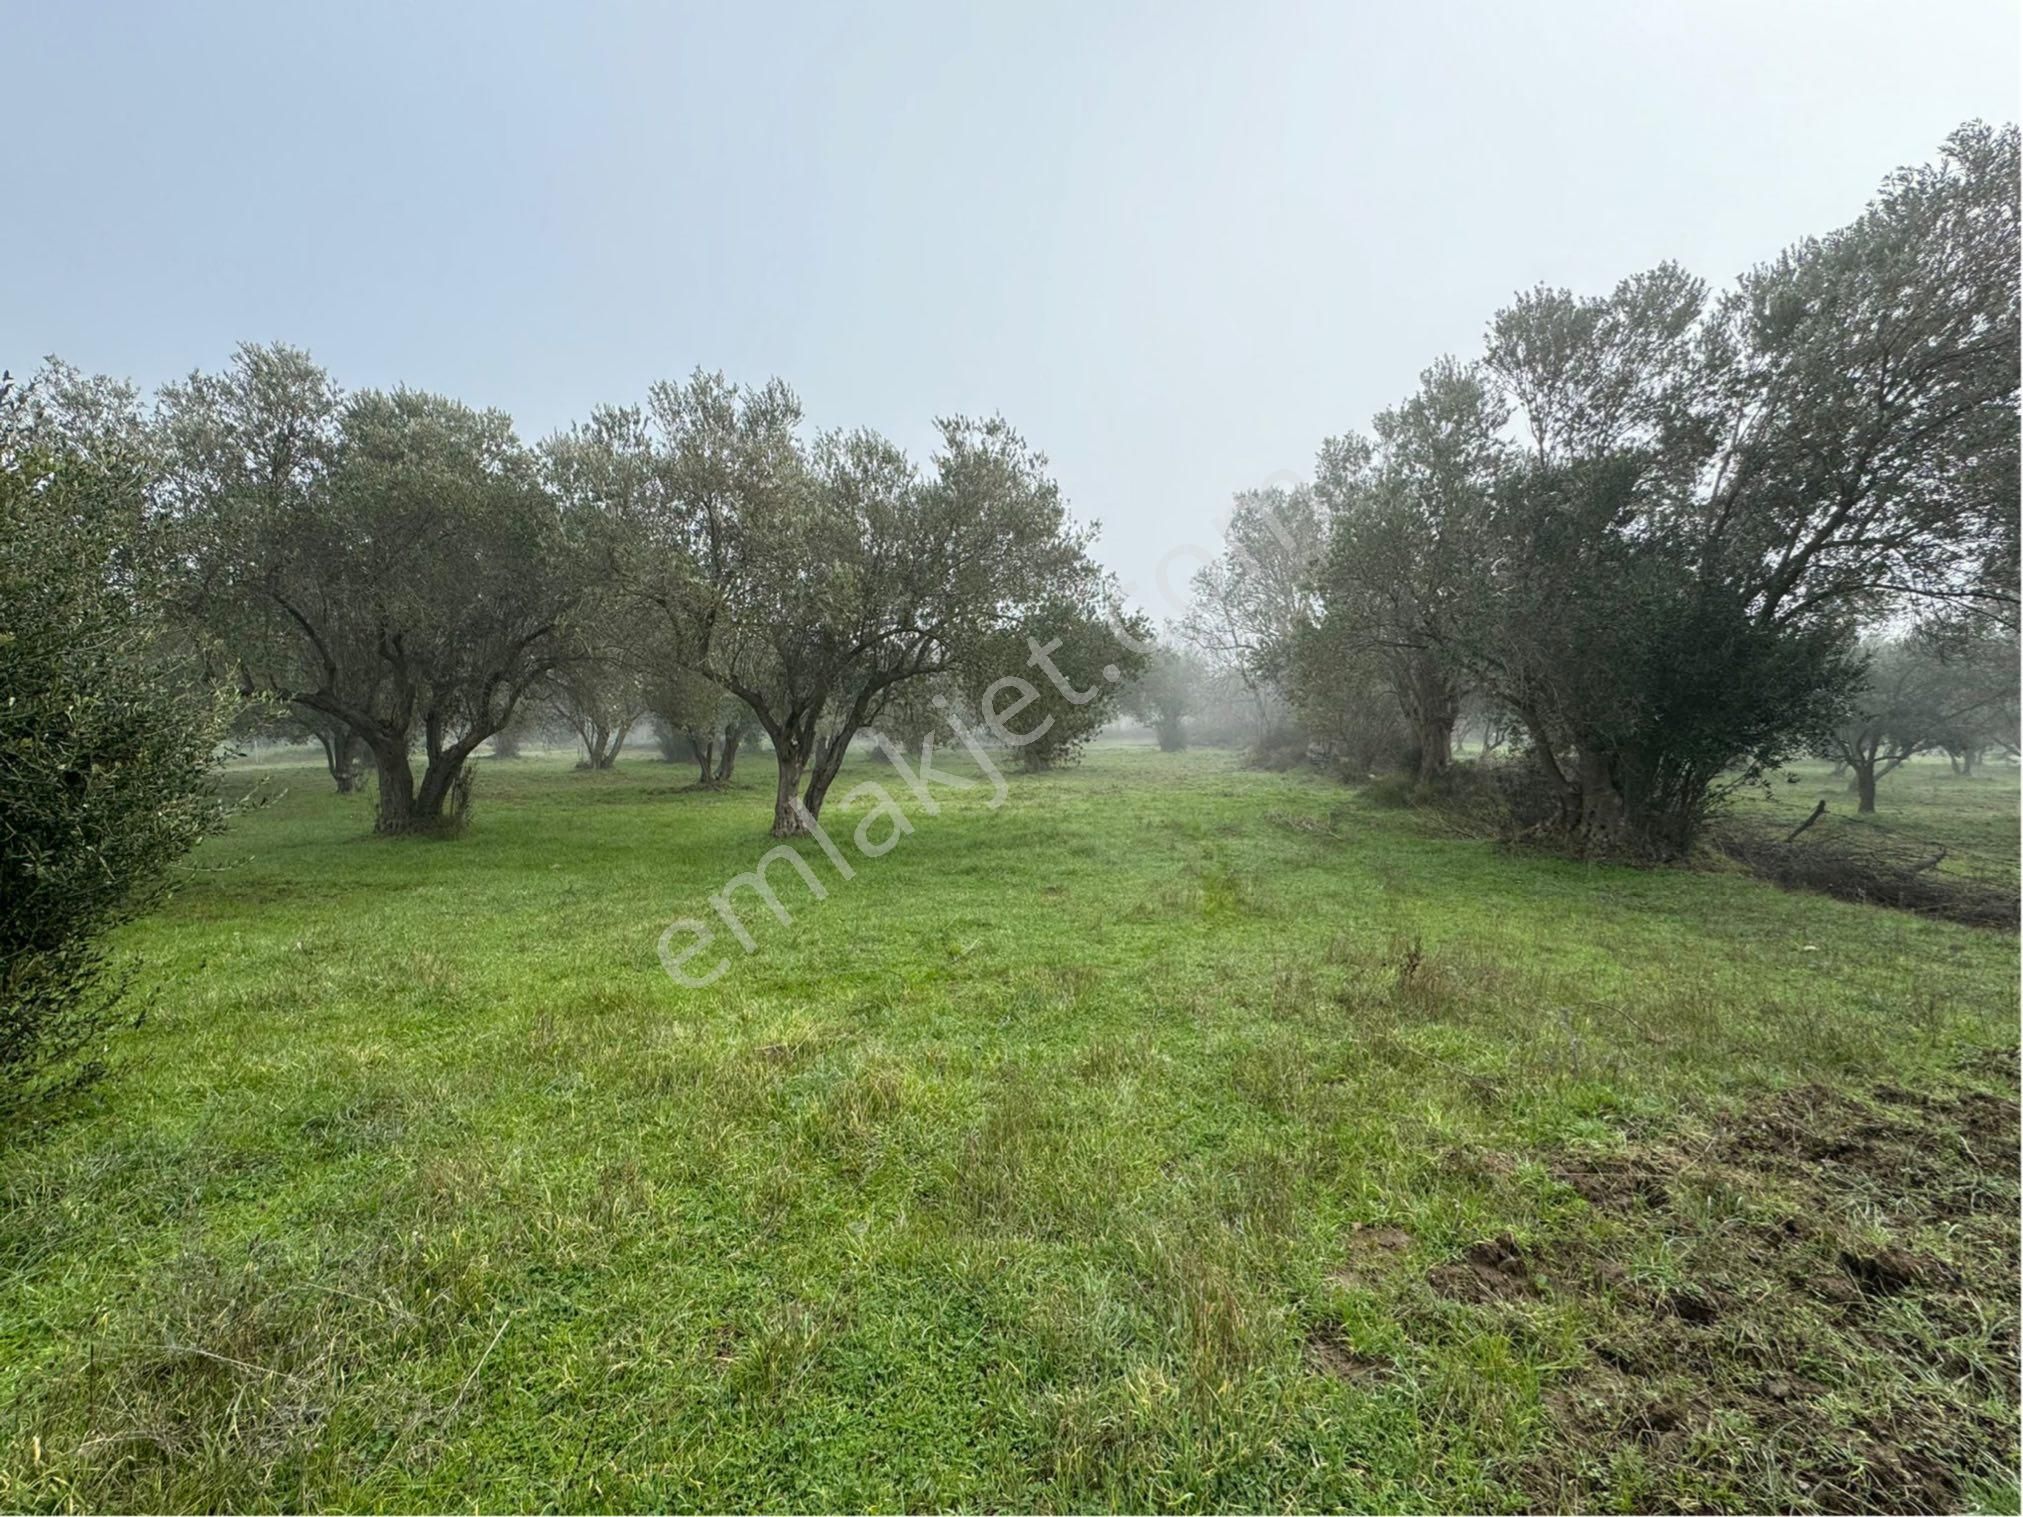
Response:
[1428,1234,1541,1304]
[1708,816,2020,929]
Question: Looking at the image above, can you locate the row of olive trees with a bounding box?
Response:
[3,352,1150,1115]
[34,349,1146,840]
[1183,122,2020,854]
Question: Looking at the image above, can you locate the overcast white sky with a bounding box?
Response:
[5,0,2017,612]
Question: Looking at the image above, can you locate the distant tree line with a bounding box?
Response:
[1179,122,2019,853]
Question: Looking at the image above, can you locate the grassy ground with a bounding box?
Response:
[1,744,2016,1512]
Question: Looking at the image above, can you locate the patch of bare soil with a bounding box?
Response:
[1304,1321,1391,1383]
[1551,1153,1670,1211]
[1519,1070,2020,1514]
[1326,1223,1412,1290]
[1428,1234,1541,1304]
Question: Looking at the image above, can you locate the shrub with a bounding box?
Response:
[1358,773,1419,809]
[1322,703,1413,780]
[1246,723,1312,772]
[1,394,232,1126]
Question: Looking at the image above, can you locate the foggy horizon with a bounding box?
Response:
[6,0,2017,610]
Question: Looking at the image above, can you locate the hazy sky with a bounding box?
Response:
[6,0,2016,613]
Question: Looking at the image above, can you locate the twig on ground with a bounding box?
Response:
[1783,798,1828,843]
[446,1315,511,1422]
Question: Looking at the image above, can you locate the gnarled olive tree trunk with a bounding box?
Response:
[1841,737,1909,815]
[578,716,631,770]
[714,721,746,783]
[1852,763,1879,813]
[369,723,482,836]
[770,746,810,836]
[767,723,853,836]
[1398,654,1459,783]
[750,676,903,837]
[1514,711,1692,858]
[370,740,418,833]
[314,725,362,794]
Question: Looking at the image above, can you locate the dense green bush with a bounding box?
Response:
[1,383,232,1127]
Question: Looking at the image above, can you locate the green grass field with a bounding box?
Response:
[2,744,2017,1512]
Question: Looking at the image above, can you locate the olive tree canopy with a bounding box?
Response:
[167,346,579,833]
[595,371,1111,836]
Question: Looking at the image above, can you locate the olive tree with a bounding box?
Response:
[1824,638,1940,813]
[169,348,578,833]
[603,372,1108,836]
[1123,647,1204,751]
[1826,627,2018,810]
[1302,360,1506,782]
[645,667,752,786]
[1411,123,2017,854]
[1923,620,2020,774]
[229,700,363,793]
[544,647,645,770]
[958,597,1150,771]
